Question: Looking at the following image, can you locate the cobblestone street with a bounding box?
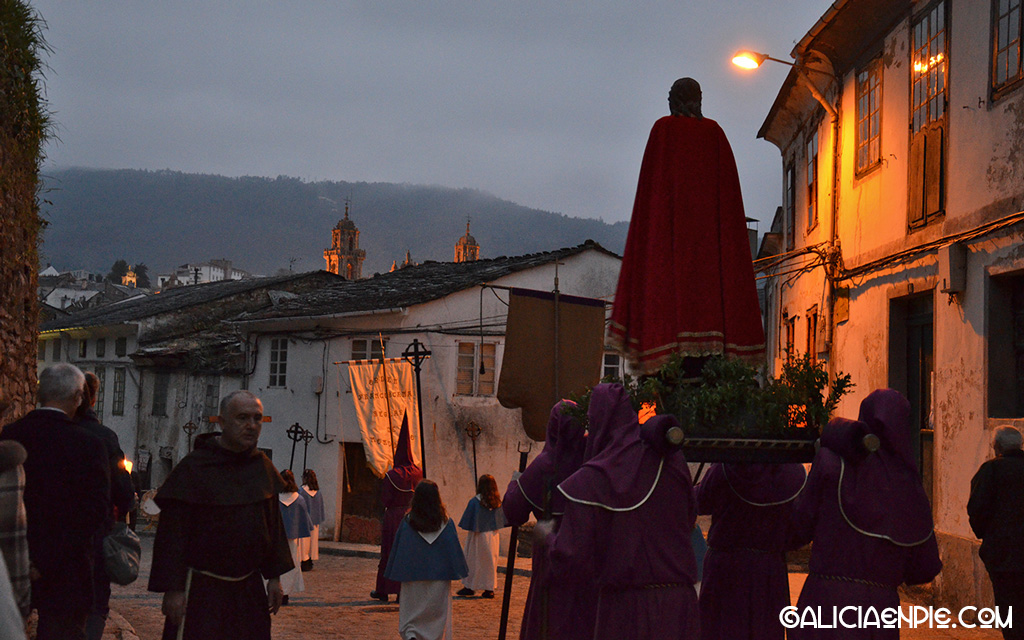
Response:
[106,536,1003,639]
[107,535,530,639]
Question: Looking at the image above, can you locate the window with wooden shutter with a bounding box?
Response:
[993,0,1023,99]
[785,163,796,251]
[909,1,947,229]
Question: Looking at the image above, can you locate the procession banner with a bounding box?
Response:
[497,288,605,441]
[348,360,421,477]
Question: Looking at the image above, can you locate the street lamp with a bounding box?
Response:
[730,49,836,117]
[731,50,793,70]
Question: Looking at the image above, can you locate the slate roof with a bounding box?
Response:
[240,241,619,321]
[40,271,342,331]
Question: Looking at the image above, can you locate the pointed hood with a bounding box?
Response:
[512,400,586,516]
[823,389,935,546]
[559,383,676,511]
[386,413,422,492]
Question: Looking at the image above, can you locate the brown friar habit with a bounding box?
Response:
[149,433,293,640]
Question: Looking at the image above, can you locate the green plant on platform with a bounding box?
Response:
[567,353,853,440]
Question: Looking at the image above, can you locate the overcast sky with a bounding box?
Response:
[32,1,827,230]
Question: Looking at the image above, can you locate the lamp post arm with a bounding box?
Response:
[795,67,838,118]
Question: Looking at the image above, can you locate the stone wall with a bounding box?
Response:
[0,1,47,425]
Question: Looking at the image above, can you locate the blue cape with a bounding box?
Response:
[300,487,326,526]
[384,519,468,582]
[458,495,507,532]
[280,495,313,539]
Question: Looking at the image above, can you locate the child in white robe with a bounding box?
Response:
[278,469,313,603]
[384,480,468,640]
[456,474,506,598]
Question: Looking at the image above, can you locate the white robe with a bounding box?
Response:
[461,529,499,591]
[278,493,306,596]
[398,580,454,640]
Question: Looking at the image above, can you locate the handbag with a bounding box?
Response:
[103,522,142,585]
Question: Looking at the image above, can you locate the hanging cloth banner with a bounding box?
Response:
[348,360,421,477]
[497,288,606,441]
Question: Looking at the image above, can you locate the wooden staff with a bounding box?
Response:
[497,444,531,640]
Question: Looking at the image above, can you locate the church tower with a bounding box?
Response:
[454,220,480,263]
[324,203,366,280]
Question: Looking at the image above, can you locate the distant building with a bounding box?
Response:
[323,204,366,280]
[122,266,137,288]
[454,221,480,263]
[156,259,253,289]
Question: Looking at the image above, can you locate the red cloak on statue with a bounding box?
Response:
[609,114,765,374]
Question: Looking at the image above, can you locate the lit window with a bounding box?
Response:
[352,338,386,361]
[456,342,496,396]
[856,59,882,173]
[806,306,819,364]
[784,316,796,363]
[269,338,288,387]
[909,1,947,228]
[806,130,819,230]
[993,0,1022,96]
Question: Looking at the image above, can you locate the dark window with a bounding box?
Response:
[52,339,61,361]
[351,338,385,361]
[889,292,934,502]
[94,367,106,418]
[37,341,46,361]
[269,338,288,387]
[203,377,220,419]
[806,306,819,363]
[784,317,796,362]
[993,0,1023,97]
[806,130,819,230]
[909,1,947,228]
[152,372,170,416]
[603,353,622,380]
[96,338,106,358]
[785,163,796,251]
[78,339,87,358]
[989,272,1024,418]
[115,337,127,357]
[112,368,126,416]
[856,59,883,173]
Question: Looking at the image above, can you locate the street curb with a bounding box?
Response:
[318,545,533,578]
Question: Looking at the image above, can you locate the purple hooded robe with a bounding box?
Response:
[696,462,807,640]
[375,415,423,596]
[502,400,585,640]
[788,389,941,639]
[547,384,700,640]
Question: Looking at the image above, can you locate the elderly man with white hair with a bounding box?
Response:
[968,425,1024,640]
[0,363,110,640]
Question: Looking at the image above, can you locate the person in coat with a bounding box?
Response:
[278,469,313,602]
[299,469,326,571]
[372,415,423,602]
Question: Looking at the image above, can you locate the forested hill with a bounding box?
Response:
[39,168,629,277]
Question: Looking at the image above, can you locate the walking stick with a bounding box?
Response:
[498,443,532,640]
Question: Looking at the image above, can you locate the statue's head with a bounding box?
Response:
[669,77,702,118]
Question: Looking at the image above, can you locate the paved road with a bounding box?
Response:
[107,536,1003,639]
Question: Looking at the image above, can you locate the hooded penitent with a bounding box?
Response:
[830,389,934,546]
[507,400,586,520]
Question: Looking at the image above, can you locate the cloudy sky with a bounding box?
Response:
[32,1,827,229]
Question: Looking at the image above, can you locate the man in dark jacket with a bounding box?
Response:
[968,425,1024,640]
[76,371,135,640]
[0,364,110,640]
[149,390,293,640]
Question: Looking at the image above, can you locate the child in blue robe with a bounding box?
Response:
[278,470,313,602]
[299,469,326,571]
[385,480,468,640]
[456,474,506,598]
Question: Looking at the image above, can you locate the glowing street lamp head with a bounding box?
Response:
[732,50,768,70]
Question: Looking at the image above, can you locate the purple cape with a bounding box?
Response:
[722,462,807,505]
[504,400,585,523]
[830,390,934,546]
[559,384,666,510]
